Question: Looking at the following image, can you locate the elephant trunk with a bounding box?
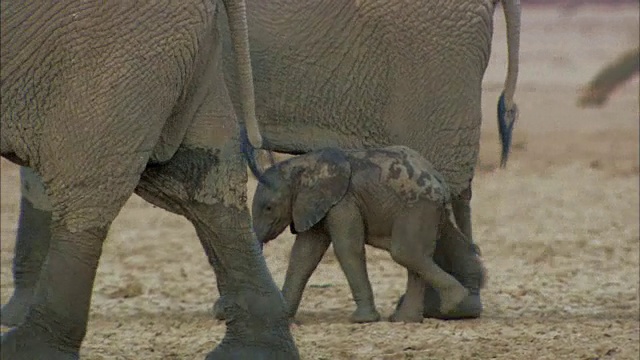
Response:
[221,0,263,149]
[497,0,521,168]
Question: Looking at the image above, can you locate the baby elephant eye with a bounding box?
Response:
[265,205,272,212]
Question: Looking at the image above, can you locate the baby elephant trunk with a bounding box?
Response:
[438,205,487,292]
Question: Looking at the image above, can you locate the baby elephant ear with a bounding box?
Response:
[292,148,352,233]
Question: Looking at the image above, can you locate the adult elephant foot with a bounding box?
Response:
[205,290,298,360]
[1,324,79,360]
[207,345,297,360]
[0,288,34,327]
[206,300,298,359]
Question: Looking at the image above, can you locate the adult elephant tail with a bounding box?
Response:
[222,0,278,182]
[240,126,277,188]
[497,0,521,168]
[222,0,263,150]
[240,127,266,183]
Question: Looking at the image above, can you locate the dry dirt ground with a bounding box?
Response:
[1,5,639,360]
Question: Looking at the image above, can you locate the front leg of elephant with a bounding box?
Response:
[1,167,52,327]
[280,229,331,320]
[136,143,298,359]
[325,201,381,323]
[193,205,297,360]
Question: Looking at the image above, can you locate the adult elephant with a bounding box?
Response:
[2,0,521,332]
[219,0,521,319]
[0,1,298,359]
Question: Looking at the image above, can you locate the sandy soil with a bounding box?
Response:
[1,5,639,360]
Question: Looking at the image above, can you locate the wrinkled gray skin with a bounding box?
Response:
[221,0,520,319]
[0,1,298,359]
[252,146,487,324]
[4,0,521,328]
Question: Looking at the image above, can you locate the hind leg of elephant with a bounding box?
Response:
[423,186,483,319]
[396,185,484,320]
[136,140,297,359]
[1,167,52,327]
[390,204,468,321]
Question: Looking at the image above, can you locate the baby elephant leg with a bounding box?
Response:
[390,205,468,316]
[325,201,381,323]
[281,229,331,320]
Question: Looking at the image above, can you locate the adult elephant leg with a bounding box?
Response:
[188,226,228,321]
[137,142,298,359]
[210,254,231,321]
[1,153,148,359]
[1,167,52,327]
[192,204,297,359]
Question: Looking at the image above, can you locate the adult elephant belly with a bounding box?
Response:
[222,0,495,196]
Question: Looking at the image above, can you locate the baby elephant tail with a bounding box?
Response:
[441,204,486,290]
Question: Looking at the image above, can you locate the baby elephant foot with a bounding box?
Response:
[350,307,381,323]
[438,284,469,315]
[0,288,35,327]
[396,287,483,320]
[388,309,423,323]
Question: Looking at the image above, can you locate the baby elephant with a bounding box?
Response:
[252,145,485,323]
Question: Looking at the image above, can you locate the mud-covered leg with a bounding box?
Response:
[1,167,52,327]
[325,199,381,323]
[137,144,298,359]
[211,283,229,321]
[192,205,296,359]
[209,249,230,321]
[281,229,331,320]
[1,158,147,359]
[390,205,468,319]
